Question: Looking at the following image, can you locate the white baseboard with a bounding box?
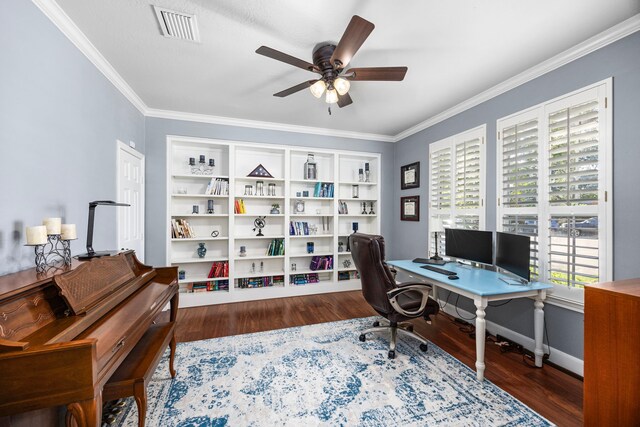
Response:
[439,303,584,377]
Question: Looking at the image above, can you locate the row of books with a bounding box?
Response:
[236,275,285,288]
[290,273,320,285]
[208,261,229,278]
[205,178,229,195]
[171,218,195,238]
[189,281,230,292]
[313,182,334,198]
[310,255,333,271]
[338,271,360,281]
[290,221,313,236]
[266,239,285,256]
[234,199,247,214]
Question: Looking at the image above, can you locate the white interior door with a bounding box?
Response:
[117,141,145,261]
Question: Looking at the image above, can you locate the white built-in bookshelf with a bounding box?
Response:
[167,136,380,308]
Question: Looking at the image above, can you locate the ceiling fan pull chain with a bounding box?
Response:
[328,106,332,116]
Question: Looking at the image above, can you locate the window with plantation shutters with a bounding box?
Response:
[428,125,486,257]
[497,80,611,310]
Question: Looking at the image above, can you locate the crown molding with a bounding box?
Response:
[33,0,638,144]
[32,0,147,114]
[145,108,395,142]
[393,13,640,142]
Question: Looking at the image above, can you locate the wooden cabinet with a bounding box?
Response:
[584,279,640,426]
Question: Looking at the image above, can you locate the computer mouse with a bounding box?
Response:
[448,275,459,280]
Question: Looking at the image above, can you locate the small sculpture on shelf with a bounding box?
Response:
[253,216,266,237]
[178,270,186,280]
[244,185,253,196]
[364,163,371,182]
[304,153,317,180]
[192,205,199,214]
[207,200,215,214]
[343,259,352,268]
[239,245,247,257]
[358,168,364,182]
[369,202,375,215]
[268,183,276,196]
[338,242,344,252]
[197,243,207,258]
[362,202,367,215]
[270,203,280,214]
[256,180,264,196]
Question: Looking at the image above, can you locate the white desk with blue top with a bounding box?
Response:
[387,259,553,381]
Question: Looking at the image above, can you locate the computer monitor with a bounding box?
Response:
[496,232,531,282]
[444,228,493,265]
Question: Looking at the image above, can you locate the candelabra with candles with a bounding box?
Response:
[25,218,77,273]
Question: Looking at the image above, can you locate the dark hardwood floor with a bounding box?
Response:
[162,291,583,426]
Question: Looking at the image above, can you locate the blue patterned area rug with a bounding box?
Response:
[114,317,553,426]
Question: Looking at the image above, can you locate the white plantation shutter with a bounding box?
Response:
[428,126,486,256]
[497,80,611,308]
[502,118,539,208]
[548,100,600,206]
[430,145,452,210]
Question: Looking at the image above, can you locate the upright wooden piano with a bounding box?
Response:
[0,251,179,426]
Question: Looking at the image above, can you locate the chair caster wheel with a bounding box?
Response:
[372,321,380,327]
[419,343,428,352]
[359,334,366,342]
[388,350,396,359]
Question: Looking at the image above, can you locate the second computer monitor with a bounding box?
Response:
[496,232,531,282]
[444,228,493,265]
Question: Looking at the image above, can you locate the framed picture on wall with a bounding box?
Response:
[401,196,420,221]
[401,162,420,190]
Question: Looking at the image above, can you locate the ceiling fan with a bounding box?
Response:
[255,15,408,109]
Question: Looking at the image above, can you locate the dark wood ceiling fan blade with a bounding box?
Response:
[337,92,353,108]
[345,67,408,81]
[330,15,375,68]
[273,80,318,97]
[256,46,319,73]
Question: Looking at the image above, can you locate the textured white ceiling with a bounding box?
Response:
[55,0,639,137]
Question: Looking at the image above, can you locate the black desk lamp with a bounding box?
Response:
[426,217,446,265]
[76,200,130,260]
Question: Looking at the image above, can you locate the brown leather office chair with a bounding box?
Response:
[350,233,439,359]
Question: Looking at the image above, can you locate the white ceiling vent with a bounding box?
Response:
[153,6,200,42]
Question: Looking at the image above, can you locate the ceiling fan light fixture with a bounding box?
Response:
[309,80,327,98]
[325,88,338,104]
[334,77,350,96]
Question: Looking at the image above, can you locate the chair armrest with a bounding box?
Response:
[387,283,433,317]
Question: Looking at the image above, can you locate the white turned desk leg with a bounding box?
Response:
[534,291,546,367]
[474,297,488,381]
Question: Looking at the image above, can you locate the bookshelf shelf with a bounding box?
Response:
[179,276,229,284]
[235,255,285,260]
[171,194,229,199]
[172,174,229,179]
[168,137,379,308]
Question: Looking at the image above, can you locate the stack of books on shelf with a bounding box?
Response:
[237,275,285,288]
[190,281,229,292]
[338,271,360,281]
[290,221,312,235]
[234,199,247,214]
[310,255,333,271]
[205,178,229,195]
[266,239,285,256]
[313,182,334,198]
[171,219,195,238]
[208,261,229,278]
[290,273,320,285]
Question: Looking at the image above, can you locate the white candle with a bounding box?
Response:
[42,218,62,235]
[26,226,47,245]
[60,224,77,240]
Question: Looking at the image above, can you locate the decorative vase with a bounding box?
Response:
[270,208,280,214]
[197,243,207,258]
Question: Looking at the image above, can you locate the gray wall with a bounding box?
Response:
[0,1,145,274]
[144,118,394,266]
[392,31,640,359]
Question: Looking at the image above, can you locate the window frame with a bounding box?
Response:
[428,124,487,250]
[496,79,613,312]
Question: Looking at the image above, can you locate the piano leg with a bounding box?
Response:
[66,391,102,427]
[134,381,147,427]
[169,293,179,378]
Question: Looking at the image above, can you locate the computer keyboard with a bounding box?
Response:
[420,265,457,276]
